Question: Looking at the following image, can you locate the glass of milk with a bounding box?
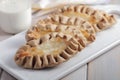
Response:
[0,0,31,34]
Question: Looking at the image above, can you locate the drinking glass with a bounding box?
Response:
[0,0,32,34]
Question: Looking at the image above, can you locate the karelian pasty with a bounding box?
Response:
[15,33,84,69]
[55,5,116,32]
[26,23,95,45]
[37,15,96,42]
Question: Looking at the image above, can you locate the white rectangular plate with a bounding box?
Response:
[0,9,120,80]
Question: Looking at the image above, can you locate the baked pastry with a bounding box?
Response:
[15,33,84,69]
[26,22,95,45]
[38,15,96,42]
[54,5,116,32]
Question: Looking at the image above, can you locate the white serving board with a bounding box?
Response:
[0,6,120,79]
[0,19,120,80]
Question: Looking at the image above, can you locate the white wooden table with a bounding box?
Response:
[0,0,120,80]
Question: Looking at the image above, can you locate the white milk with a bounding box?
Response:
[0,0,31,34]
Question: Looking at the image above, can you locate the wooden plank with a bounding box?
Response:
[0,68,2,73]
[110,0,120,4]
[61,65,87,80]
[1,71,16,80]
[0,68,3,79]
[88,45,120,80]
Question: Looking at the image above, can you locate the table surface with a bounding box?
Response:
[0,0,120,80]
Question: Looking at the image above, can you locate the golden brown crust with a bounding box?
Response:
[15,33,83,69]
[54,5,116,32]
